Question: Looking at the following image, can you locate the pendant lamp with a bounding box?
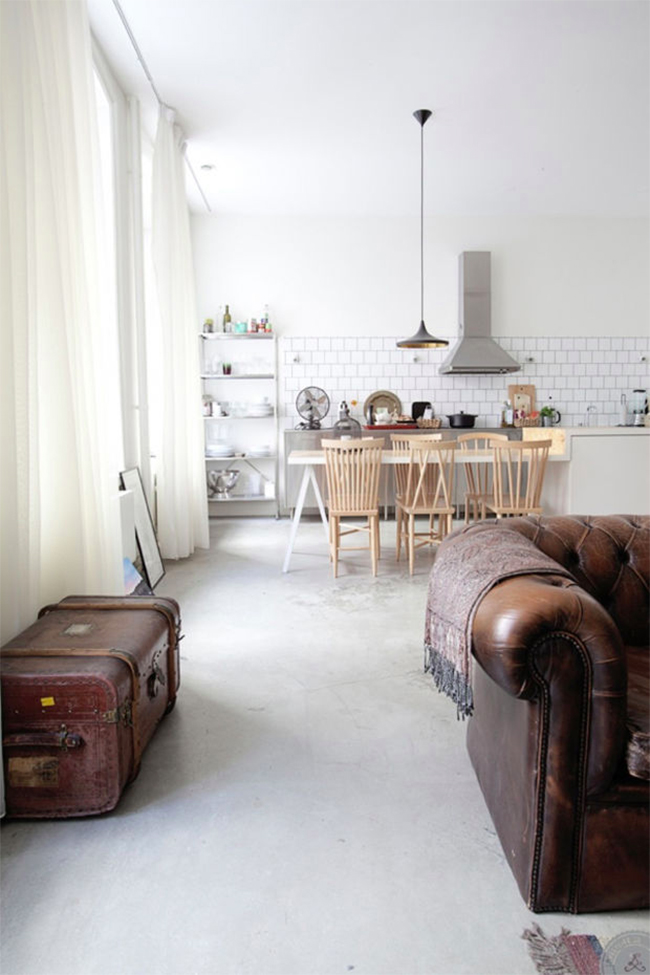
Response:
[396,110,449,349]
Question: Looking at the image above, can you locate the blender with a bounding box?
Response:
[631,389,648,426]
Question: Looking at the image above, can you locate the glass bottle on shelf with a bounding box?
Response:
[223,304,232,332]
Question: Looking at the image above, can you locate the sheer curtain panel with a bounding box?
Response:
[0,0,124,644]
[151,107,209,559]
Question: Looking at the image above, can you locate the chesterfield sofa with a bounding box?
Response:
[460,515,649,913]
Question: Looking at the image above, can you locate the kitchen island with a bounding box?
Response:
[525,426,650,515]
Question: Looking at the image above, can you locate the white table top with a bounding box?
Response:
[287,448,568,465]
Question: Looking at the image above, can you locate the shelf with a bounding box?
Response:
[201,374,275,380]
[204,414,275,420]
[205,454,276,461]
[208,494,275,502]
[200,333,274,341]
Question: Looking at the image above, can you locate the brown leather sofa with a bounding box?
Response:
[462,514,649,913]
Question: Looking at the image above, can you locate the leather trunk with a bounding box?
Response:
[1,595,181,818]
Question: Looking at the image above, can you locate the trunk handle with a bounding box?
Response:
[3,726,83,750]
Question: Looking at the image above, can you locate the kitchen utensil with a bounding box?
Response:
[212,470,240,496]
[296,386,330,429]
[365,404,375,425]
[631,388,648,426]
[363,390,402,417]
[375,408,391,424]
[619,392,628,426]
[411,401,432,422]
[446,412,477,428]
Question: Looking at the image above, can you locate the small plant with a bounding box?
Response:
[540,405,555,417]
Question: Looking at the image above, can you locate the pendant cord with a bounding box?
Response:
[420,121,424,323]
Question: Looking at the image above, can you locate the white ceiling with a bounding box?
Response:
[87,0,649,217]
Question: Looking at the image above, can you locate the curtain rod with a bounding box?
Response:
[111,0,212,214]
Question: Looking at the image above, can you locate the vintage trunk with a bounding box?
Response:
[1,595,181,818]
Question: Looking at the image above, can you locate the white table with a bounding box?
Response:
[282,448,477,573]
[283,446,570,573]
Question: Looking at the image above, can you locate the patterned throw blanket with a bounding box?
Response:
[424,525,575,718]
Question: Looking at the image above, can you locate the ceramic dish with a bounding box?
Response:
[363,389,402,416]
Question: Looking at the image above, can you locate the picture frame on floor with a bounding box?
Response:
[119,467,165,590]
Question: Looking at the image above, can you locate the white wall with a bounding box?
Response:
[192,214,649,339]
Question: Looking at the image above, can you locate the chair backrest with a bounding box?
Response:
[404,440,457,510]
[457,432,509,498]
[390,433,442,497]
[321,438,384,513]
[491,440,551,512]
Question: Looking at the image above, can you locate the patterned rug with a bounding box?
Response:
[523,924,650,975]
[523,925,603,974]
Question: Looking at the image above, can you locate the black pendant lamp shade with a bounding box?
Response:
[396,110,448,350]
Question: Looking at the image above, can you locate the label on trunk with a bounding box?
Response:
[8,756,59,788]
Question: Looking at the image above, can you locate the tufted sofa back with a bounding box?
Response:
[490,515,650,648]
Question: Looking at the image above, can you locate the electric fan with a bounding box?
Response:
[295,386,330,430]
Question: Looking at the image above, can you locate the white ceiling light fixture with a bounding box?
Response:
[397,110,449,350]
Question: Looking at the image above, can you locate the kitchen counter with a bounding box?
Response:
[282,426,650,517]
[525,426,650,515]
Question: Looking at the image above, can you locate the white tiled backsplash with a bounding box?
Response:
[280,336,649,429]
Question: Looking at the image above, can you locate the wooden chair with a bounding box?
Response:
[485,439,551,518]
[322,438,384,577]
[393,439,457,575]
[390,432,442,514]
[457,432,509,523]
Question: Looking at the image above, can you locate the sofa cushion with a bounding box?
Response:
[626,646,649,780]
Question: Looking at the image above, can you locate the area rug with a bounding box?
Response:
[523,923,604,975]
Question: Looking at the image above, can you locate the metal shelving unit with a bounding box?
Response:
[200,333,279,516]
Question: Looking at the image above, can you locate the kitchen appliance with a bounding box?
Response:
[412,401,432,422]
[631,389,648,426]
[295,386,330,429]
[439,252,521,375]
[447,412,477,428]
[332,401,362,439]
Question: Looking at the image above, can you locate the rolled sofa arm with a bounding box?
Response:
[472,571,627,796]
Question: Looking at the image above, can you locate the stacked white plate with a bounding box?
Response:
[248,445,272,457]
[247,405,273,417]
[206,442,235,458]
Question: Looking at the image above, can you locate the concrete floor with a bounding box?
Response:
[1,516,648,975]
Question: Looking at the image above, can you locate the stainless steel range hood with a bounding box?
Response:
[439,252,520,375]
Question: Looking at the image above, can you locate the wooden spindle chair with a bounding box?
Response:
[393,439,457,575]
[322,438,384,577]
[457,432,509,523]
[485,439,551,518]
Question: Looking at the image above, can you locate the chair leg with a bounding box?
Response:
[396,505,402,562]
[370,514,378,576]
[375,512,381,560]
[332,515,339,577]
[408,513,415,575]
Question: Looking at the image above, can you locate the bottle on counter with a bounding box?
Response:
[501,400,514,427]
[222,304,232,332]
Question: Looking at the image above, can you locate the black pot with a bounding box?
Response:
[446,412,477,428]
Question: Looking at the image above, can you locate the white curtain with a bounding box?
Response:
[0,0,124,645]
[151,107,209,558]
